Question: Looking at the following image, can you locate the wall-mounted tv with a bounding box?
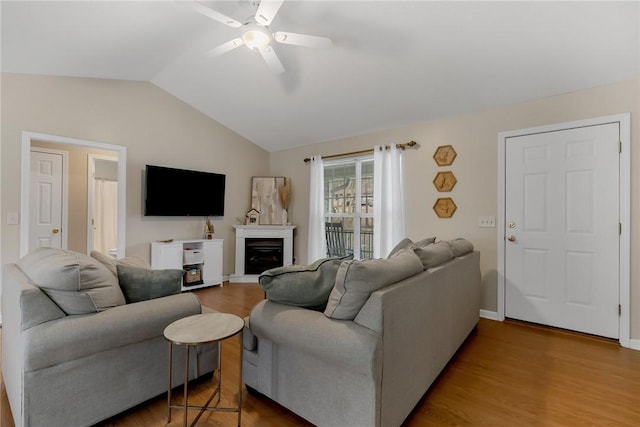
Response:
[144,165,225,216]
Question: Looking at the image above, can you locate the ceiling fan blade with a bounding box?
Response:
[205,38,244,58]
[259,46,285,74]
[184,1,242,28]
[254,0,284,26]
[273,31,332,48]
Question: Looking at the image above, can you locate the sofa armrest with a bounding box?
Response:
[23,293,203,371]
[249,300,381,375]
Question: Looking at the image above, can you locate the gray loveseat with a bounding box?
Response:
[242,241,480,427]
[2,248,218,427]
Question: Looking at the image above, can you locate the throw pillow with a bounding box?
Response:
[388,236,436,258]
[445,238,474,257]
[414,236,437,248]
[387,238,414,258]
[259,255,353,311]
[116,264,183,303]
[413,241,454,269]
[17,247,126,315]
[324,249,423,320]
[90,250,151,277]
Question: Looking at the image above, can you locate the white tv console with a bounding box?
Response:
[151,238,223,291]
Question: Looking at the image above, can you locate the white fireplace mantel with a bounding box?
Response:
[229,225,296,283]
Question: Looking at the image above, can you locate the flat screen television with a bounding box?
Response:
[144,165,225,216]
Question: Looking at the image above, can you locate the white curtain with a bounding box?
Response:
[373,145,405,258]
[307,155,326,262]
[94,179,118,256]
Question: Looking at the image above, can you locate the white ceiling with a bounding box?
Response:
[2,1,639,152]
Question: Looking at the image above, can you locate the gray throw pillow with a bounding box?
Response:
[324,249,424,320]
[117,264,183,303]
[445,238,474,257]
[414,236,437,248]
[413,241,454,269]
[388,236,436,258]
[17,247,126,314]
[90,250,151,277]
[259,255,353,311]
[387,238,413,258]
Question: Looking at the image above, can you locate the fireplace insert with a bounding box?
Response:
[245,238,284,274]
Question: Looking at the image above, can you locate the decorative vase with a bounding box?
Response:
[282,209,288,226]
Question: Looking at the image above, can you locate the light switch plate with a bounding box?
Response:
[7,212,19,225]
[478,216,496,228]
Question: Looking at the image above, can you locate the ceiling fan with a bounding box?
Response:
[185,0,332,74]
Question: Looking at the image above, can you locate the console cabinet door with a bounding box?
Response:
[152,243,183,270]
[202,240,223,284]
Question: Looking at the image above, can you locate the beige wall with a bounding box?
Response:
[269,79,640,339]
[2,73,638,340]
[1,73,270,275]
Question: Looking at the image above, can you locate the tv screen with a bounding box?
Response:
[144,165,225,216]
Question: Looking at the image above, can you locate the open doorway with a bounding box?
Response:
[88,155,119,257]
[20,131,127,258]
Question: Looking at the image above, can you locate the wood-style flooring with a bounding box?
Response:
[2,281,639,426]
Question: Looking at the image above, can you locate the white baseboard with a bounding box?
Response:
[476,310,640,351]
[480,309,499,321]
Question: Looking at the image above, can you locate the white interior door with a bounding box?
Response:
[505,123,620,339]
[29,149,66,251]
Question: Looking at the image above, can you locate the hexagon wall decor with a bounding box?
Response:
[433,197,457,218]
[433,171,457,192]
[433,145,457,166]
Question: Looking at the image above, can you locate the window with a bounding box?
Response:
[324,156,374,259]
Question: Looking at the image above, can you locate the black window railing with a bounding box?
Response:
[333,229,374,260]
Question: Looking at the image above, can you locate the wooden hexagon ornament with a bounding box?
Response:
[433,197,457,218]
[433,145,457,166]
[433,171,457,192]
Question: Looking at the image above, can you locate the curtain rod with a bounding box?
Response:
[303,140,417,163]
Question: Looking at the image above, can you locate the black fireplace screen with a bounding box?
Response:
[245,238,284,274]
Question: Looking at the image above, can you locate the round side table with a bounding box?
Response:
[164,312,244,427]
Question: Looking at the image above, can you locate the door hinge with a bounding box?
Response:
[619,141,622,153]
[619,223,622,235]
[619,304,622,316]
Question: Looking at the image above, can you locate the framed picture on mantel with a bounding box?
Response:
[251,177,286,225]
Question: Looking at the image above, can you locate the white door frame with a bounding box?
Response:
[29,147,69,250]
[21,131,127,258]
[87,154,118,255]
[497,113,630,348]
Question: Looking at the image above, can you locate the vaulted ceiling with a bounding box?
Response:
[2,1,638,152]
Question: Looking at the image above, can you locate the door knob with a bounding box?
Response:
[507,234,516,242]
[52,228,60,234]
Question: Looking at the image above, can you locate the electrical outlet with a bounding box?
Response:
[478,216,496,228]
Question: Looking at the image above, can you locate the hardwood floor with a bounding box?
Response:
[2,282,639,426]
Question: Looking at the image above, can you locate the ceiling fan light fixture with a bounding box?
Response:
[242,25,271,51]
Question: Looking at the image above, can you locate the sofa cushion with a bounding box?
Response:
[90,250,151,277]
[259,255,353,311]
[413,241,455,269]
[17,247,126,315]
[324,249,423,320]
[116,264,183,303]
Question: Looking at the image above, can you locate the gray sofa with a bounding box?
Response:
[242,247,481,427]
[2,248,218,427]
